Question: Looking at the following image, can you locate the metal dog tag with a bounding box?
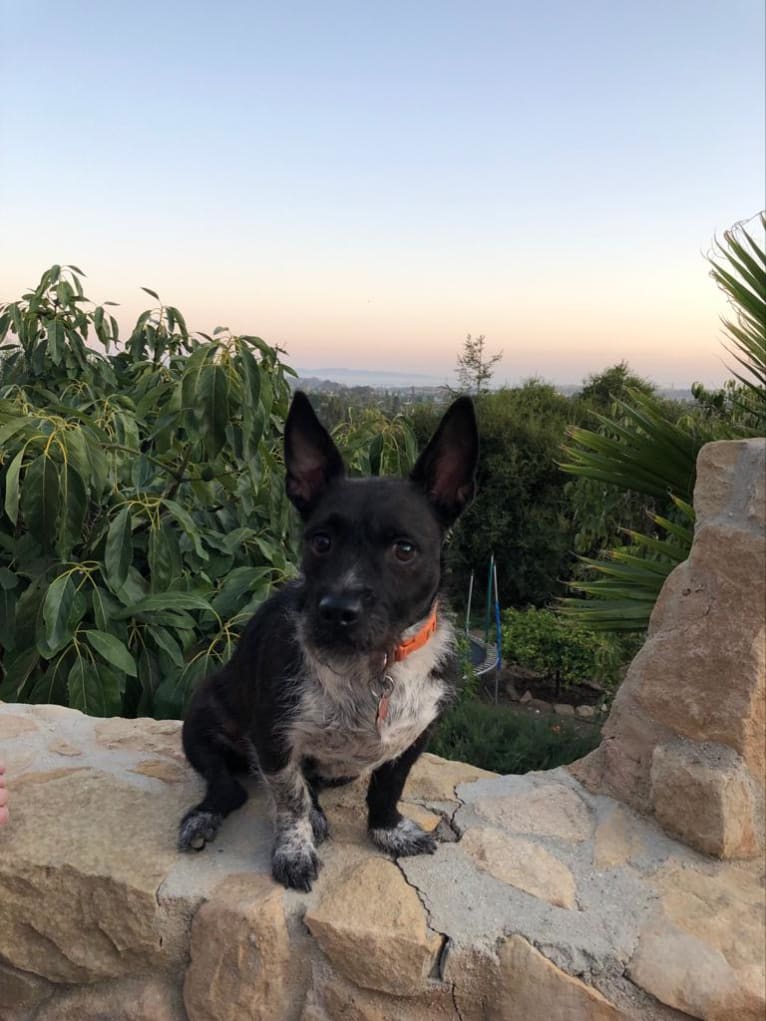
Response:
[373,674,395,732]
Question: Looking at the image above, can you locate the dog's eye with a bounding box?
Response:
[393,539,417,562]
[310,533,332,555]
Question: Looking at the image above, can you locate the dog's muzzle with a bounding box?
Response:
[317,593,362,628]
[309,590,391,655]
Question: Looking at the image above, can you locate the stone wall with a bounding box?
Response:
[573,439,765,859]
[0,439,764,1021]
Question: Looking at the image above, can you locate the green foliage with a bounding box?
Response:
[565,364,686,560]
[0,266,297,717]
[560,390,707,632]
[560,497,695,632]
[563,389,701,502]
[578,361,656,412]
[430,698,600,773]
[331,406,418,477]
[297,386,415,431]
[568,364,691,562]
[709,211,766,424]
[415,382,581,608]
[501,607,622,691]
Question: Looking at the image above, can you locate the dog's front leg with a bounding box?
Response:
[367,729,437,857]
[263,764,323,891]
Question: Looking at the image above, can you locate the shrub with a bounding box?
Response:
[502,607,621,695]
[430,698,600,773]
[0,267,300,718]
[331,405,418,477]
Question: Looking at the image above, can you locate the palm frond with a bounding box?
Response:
[561,389,704,502]
[710,213,766,420]
[559,500,694,632]
[560,214,763,634]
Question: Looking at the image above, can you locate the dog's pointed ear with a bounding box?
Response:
[284,391,345,516]
[410,396,478,526]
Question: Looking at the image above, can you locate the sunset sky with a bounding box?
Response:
[1,1,763,387]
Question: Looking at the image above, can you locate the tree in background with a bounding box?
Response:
[578,361,656,411]
[412,382,580,609]
[455,333,503,394]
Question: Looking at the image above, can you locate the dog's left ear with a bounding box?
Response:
[410,396,478,526]
[284,391,346,516]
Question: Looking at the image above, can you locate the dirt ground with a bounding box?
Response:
[478,664,609,735]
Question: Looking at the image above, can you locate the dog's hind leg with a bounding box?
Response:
[178,765,248,851]
[178,716,249,852]
[367,728,437,857]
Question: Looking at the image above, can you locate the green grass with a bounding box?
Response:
[430,698,601,774]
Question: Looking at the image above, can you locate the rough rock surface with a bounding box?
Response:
[2,701,762,1021]
[183,875,293,1021]
[650,740,759,858]
[459,827,577,909]
[573,438,766,860]
[305,858,442,995]
[0,439,763,1021]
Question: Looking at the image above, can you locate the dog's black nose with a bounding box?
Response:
[318,593,362,627]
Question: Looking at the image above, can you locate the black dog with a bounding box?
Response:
[178,391,478,890]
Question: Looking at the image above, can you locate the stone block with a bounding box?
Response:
[651,742,760,858]
[460,827,576,909]
[305,858,442,996]
[474,783,592,842]
[34,977,183,1021]
[183,875,292,1021]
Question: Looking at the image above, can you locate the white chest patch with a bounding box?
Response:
[288,618,454,778]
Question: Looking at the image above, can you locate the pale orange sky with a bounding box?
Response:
[2,2,763,389]
[2,239,740,388]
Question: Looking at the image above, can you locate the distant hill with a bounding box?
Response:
[293,369,693,403]
[296,367,448,387]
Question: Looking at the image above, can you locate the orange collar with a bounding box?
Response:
[392,607,438,662]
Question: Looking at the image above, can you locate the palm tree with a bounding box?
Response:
[558,213,765,632]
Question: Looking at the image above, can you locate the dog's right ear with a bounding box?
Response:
[284,391,345,516]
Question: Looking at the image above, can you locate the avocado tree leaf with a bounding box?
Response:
[0,416,30,447]
[90,584,116,632]
[115,591,216,617]
[0,647,39,701]
[162,499,208,561]
[58,463,88,557]
[211,566,272,618]
[104,506,132,591]
[40,573,76,658]
[68,657,121,716]
[199,363,230,459]
[147,625,185,667]
[4,448,24,524]
[21,455,61,549]
[84,629,137,676]
[0,586,15,649]
[148,521,181,591]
